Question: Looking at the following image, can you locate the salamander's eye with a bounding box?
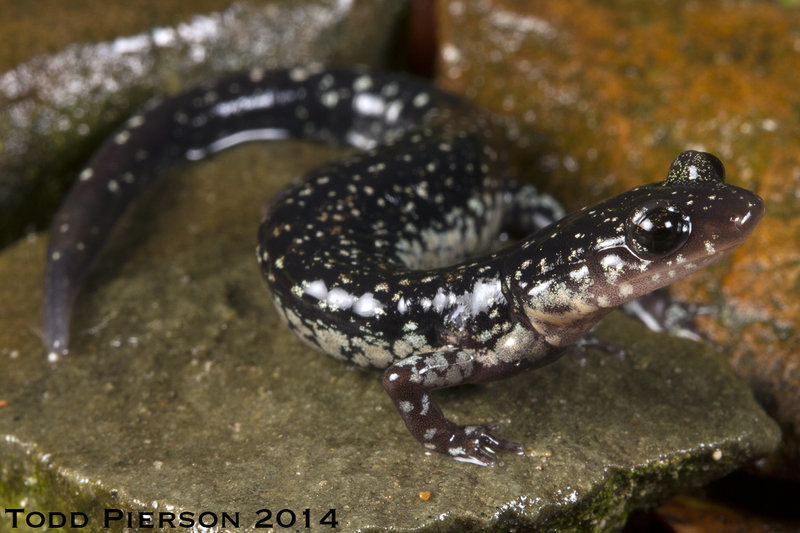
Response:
[626,202,691,260]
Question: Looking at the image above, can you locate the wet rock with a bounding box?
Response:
[0,141,780,531]
[0,0,405,247]
[437,0,800,480]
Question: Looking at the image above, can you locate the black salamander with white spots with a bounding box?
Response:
[44,67,765,465]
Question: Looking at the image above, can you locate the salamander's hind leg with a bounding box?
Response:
[502,182,565,237]
[382,349,524,466]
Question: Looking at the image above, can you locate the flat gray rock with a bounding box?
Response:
[0,142,781,532]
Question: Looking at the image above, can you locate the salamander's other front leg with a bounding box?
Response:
[621,288,716,344]
[382,349,524,466]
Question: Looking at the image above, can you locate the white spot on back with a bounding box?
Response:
[304,279,328,299]
[412,92,430,107]
[353,93,385,115]
[114,130,130,144]
[327,288,355,309]
[289,67,308,82]
[126,115,144,128]
[353,75,372,91]
[352,292,383,317]
[321,90,339,108]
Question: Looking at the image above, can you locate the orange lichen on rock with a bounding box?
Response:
[437,0,800,478]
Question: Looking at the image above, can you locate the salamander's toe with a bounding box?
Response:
[448,424,524,466]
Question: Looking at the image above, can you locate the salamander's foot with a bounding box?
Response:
[432,423,523,466]
[383,354,524,465]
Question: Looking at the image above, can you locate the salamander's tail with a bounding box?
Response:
[42,67,457,357]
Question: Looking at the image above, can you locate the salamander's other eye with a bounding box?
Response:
[626,202,691,260]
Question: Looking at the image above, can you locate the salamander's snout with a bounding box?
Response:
[731,190,764,234]
[664,150,764,242]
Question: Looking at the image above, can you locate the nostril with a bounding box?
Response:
[733,210,754,228]
[730,196,765,236]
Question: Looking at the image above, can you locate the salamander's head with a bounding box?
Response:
[506,150,764,347]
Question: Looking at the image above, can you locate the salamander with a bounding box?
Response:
[43,66,764,465]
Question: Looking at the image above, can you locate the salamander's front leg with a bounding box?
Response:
[382,349,524,466]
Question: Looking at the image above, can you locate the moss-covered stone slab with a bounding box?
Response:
[437,0,800,481]
[0,141,780,532]
[0,0,405,248]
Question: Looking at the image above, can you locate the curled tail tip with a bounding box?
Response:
[47,348,69,363]
[43,288,73,362]
[46,338,69,363]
